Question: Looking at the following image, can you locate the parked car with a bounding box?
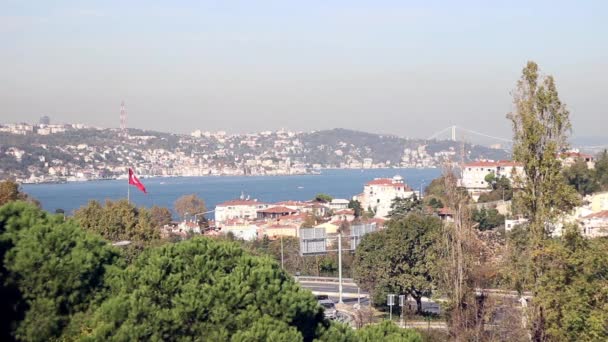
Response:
[318,298,337,319]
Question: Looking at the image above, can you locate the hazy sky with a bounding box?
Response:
[1,0,606,139]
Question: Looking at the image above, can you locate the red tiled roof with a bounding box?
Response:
[217,199,266,207]
[561,152,594,159]
[366,178,399,186]
[365,178,412,190]
[438,207,454,216]
[257,206,297,214]
[583,210,608,219]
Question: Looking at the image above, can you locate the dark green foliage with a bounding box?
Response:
[563,159,599,196]
[0,202,399,341]
[354,214,441,313]
[388,194,423,218]
[356,321,422,342]
[426,197,443,209]
[471,208,505,231]
[424,176,446,199]
[0,202,120,341]
[535,230,608,341]
[595,150,608,190]
[315,321,422,342]
[78,238,327,341]
[477,175,513,203]
[315,193,333,203]
[348,200,363,218]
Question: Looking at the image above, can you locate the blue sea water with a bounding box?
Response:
[23,168,441,218]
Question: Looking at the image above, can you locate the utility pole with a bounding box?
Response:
[280,234,284,269]
[399,295,406,328]
[338,230,343,304]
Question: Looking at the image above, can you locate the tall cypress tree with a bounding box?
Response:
[507,61,580,341]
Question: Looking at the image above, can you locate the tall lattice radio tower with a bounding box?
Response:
[120,101,127,137]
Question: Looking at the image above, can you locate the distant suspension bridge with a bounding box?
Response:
[426,125,607,152]
[426,125,512,145]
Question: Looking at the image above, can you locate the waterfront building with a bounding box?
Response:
[214,199,269,226]
[460,160,524,198]
[355,175,415,218]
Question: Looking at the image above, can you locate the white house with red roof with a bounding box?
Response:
[256,206,298,220]
[460,160,524,196]
[560,150,595,169]
[215,199,269,226]
[580,210,608,238]
[355,175,416,218]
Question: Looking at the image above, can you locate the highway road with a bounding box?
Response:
[297,279,441,314]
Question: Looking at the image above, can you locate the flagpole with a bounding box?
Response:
[127,170,130,204]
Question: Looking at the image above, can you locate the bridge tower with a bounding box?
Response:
[451,125,456,141]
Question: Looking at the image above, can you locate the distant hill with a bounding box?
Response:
[0,126,510,181]
[297,128,509,166]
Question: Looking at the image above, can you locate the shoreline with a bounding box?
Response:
[21,166,438,186]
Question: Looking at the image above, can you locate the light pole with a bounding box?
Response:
[419,180,425,200]
[193,210,215,223]
[280,234,284,269]
[338,230,343,304]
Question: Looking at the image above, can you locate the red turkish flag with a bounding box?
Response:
[128,168,147,194]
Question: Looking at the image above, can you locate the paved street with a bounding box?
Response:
[297,279,441,314]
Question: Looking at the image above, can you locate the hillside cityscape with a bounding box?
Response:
[0,120,509,183]
[2,1,607,341]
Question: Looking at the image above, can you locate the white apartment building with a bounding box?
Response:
[460,160,524,193]
[580,211,608,238]
[329,199,350,211]
[214,199,268,226]
[355,175,415,218]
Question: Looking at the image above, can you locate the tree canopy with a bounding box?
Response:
[0,180,38,207]
[507,61,585,340]
[74,237,327,341]
[74,199,160,243]
[477,175,513,203]
[0,201,121,341]
[174,194,207,220]
[354,213,441,313]
[471,207,504,231]
[314,193,333,203]
[387,194,423,218]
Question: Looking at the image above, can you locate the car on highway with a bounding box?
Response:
[318,298,337,320]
